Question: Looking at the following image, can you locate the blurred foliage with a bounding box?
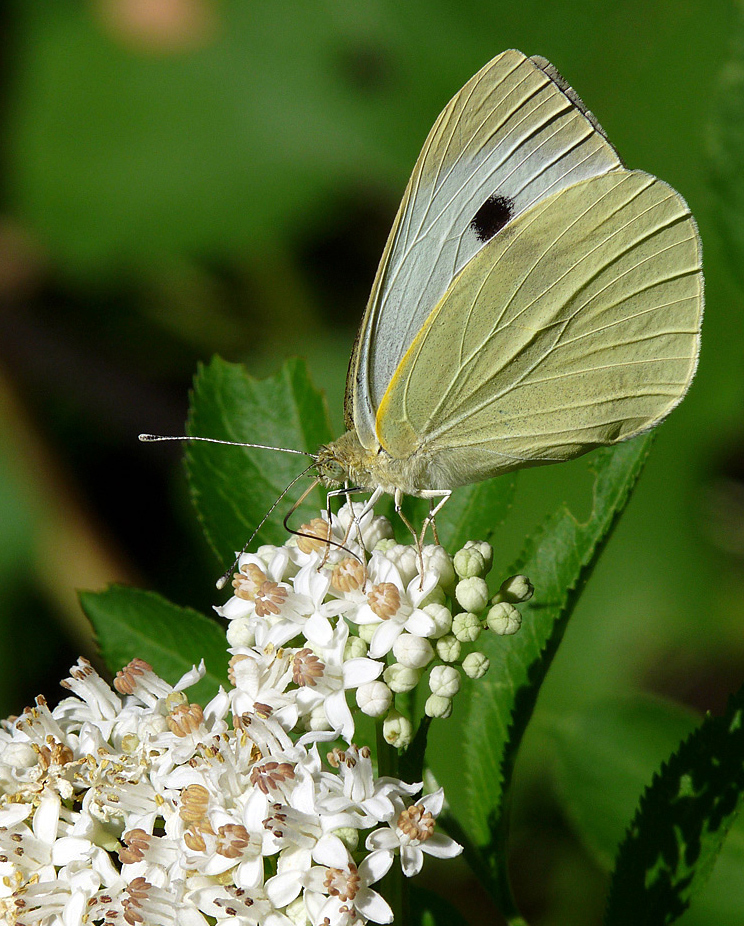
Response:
[0,0,742,923]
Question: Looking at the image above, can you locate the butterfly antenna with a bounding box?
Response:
[139,433,317,458]
[215,464,318,590]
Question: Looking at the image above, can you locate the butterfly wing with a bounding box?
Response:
[346,49,623,448]
[375,169,702,489]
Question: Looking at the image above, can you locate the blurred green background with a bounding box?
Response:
[0,1,742,922]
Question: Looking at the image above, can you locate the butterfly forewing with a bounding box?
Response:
[375,170,702,488]
[347,48,623,447]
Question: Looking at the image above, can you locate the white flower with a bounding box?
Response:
[365,789,462,877]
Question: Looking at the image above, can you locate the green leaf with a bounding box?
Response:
[604,683,744,926]
[435,474,517,553]
[461,434,654,900]
[550,696,700,869]
[80,585,229,705]
[410,883,473,926]
[185,356,333,561]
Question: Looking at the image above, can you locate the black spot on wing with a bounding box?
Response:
[470,194,514,243]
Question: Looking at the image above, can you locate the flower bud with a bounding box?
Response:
[374,538,397,554]
[419,586,446,608]
[356,681,393,717]
[344,635,368,660]
[365,515,395,549]
[462,540,493,574]
[495,574,534,604]
[357,622,377,644]
[393,633,434,669]
[429,665,461,698]
[462,652,490,679]
[383,709,414,748]
[452,611,482,643]
[422,546,456,593]
[383,663,421,693]
[435,634,461,663]
[424,694,453,719]
[380,544,418,586]
[455,577,489,613]
[333,827,359,852]
[453,547,486,579]
[486,602,522,635]
[424,603,453,638]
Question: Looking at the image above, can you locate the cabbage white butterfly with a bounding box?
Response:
[313,49,702,531]
[144,49,703,545]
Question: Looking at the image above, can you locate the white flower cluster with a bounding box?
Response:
[0,658,458,925]
[0,504,531,925]
[219,503,532,733]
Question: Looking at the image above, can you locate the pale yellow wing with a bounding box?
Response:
[375,170,703,489]
[346,49,622,449]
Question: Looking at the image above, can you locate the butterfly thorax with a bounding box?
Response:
[316,430,432,497]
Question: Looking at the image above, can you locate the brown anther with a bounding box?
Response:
[183,826,207,853]
[367,582,400,619]
[167,703,204,737]
[292,649,325,687]
[254,582,287,617]
[179,783,210,823]
[331,557,365,592]
[119,829,150,864]
[324,862,360,902]
[216,823,250,858]
[249,761,295,794]
[297,518,332,554]
[397,803,436,843]
[114,659,153,695]
[231,563,268,600]
[228,653,248,686]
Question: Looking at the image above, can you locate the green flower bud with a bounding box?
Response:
[486,601,522,635]
[455,576,489,613]
[435,634,461,663]
[383,663,421,693]
[424,694,453,719]
[453,547,486,579]
[429,665,461,698]
[357,622,377,644]
[383,709,414,748]
[462,652,490,679]
[452,611,482,643]
[494,574,534,604]
[462,540,493,574]
[424,603,453,638]
[344,635,368,659]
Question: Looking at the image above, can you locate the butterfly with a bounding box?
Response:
[143,49,703,550]
[312,49,702,536]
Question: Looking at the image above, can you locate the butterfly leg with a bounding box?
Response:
[419,490,452,547]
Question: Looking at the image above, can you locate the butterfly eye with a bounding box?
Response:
[318,458,345,484]
[470,193,513,243]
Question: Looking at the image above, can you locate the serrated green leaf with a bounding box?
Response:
[461,434,654,898]
[549,696,700,869]
[186,356,333,561]
[604,683,744,926]
[435,474,517,553]
[80,585,229,704]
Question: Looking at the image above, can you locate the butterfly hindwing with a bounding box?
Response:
[375,170,702,488]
